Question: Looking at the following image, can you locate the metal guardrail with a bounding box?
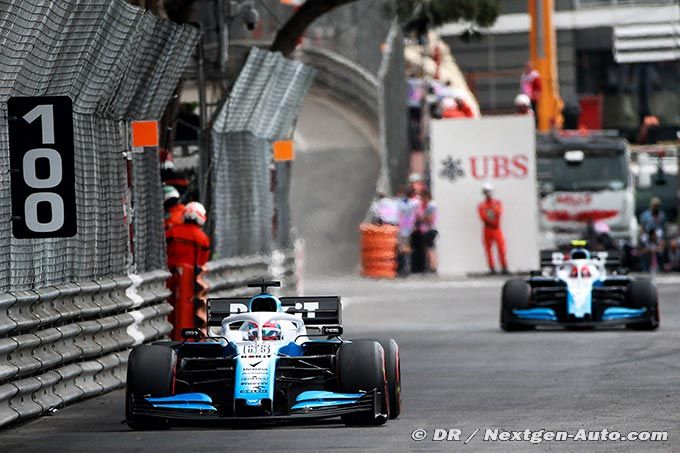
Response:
[0,271,171,427]
[198,248,299,299]
[271,249,298,295]
[198,255,272,299]
[300,47,379,121]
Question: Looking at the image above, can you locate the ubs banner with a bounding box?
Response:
[431,116,539,274]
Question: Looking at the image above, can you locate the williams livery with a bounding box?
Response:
[500,241,659,330]
[125,282,401,429]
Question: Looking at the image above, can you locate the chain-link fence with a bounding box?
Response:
[0,0,200,428]
[211,47,314,259]
[0,0,199,290]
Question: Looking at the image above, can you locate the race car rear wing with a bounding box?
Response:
[207,296,342,327]
[539,249,622,268]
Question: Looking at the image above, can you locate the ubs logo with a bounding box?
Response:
[440,156,465,182]
[440,154,530,182]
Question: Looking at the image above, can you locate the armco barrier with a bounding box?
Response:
[0,270,171,428]
[197,255,272,299]
[301,47,379,120]
[271,249,298,295]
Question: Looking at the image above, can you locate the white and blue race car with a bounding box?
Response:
[501,242,660,331]
[125,282,400,429]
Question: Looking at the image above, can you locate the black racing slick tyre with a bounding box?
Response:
[355,338,401,419]
[500,278,534,332]
[338,341,389,426]
[125,344,177,430]
[625,278,660,331]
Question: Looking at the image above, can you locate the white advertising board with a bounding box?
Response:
[431,116,539,274]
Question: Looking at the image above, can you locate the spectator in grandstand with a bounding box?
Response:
[160,151,190,195]
[166,202,211,269]
[664,238,680,272]
[636,115,661,145]
[639,197,666,235]
[586,220,615,251]
[514,93,533,116]
[396,187,419,276]
[368,192,399,226]
[639,227,665,273]
[417,189,438,273]
[425,79,444,119]
[163,185,185,230]
[441,94,474,119]
[520,61,541,126]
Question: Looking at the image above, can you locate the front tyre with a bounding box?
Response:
[338,341,389,426]
[625,278,660,331]
[500,278,534,331]
[125,344,177,430]
[354,338,401,419]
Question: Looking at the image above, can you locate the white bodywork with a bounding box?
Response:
[218,312,307,344]
[215,312,308,404]
[550,252,607,318]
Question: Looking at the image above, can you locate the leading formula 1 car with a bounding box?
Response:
[500,241,659,331]
[125,281,401,429]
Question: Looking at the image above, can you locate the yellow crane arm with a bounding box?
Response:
[528,0,563,131]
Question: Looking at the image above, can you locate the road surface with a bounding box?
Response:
[3,275,679,452]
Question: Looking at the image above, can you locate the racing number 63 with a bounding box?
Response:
[8,96,76,238]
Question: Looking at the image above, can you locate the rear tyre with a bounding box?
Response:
[354,338,401,419]
[338,341,388,426]
[500,278,534,331]
[125,344,177,430]
[625,278,660,331]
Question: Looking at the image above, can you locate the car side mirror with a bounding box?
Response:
[181,328,204,340]
[321,325,343,336]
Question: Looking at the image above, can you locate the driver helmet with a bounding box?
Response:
[243,321,259,341]
[261,321,282,341]
[242,321,282,341]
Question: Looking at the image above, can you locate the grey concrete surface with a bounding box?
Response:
[3,276,679,452]
[291,88,380,276]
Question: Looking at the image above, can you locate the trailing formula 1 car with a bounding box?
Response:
[125,282,401,429]
[500,241,659,331]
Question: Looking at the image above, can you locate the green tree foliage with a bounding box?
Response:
[397,0,499,38]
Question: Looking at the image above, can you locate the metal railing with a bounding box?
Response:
[0,271,171,427]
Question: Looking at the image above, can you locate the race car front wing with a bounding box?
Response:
[128,389,379,424]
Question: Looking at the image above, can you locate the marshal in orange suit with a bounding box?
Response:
[477,183,508,274]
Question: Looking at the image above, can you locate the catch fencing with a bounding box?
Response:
[0,0,198,289]
[0,0,199,427]
[210,47,314,260]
